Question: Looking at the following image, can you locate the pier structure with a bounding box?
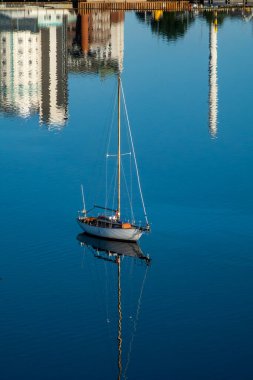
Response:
[77,1,190,13]
[204,0,253,6]
[1,2,253,12]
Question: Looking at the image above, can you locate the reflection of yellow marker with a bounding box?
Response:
[154,10,163,21]
[214,18,218,32]
[214,11,218,32]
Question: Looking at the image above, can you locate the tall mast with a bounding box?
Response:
[117,74,121,218]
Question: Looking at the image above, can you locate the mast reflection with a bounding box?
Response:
[77,233,150,379]
[209,13,218,138]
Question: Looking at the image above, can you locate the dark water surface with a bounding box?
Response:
[1,8,253,380]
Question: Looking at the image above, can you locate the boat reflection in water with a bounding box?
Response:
[77,233,151,379]
[77,232,151,264]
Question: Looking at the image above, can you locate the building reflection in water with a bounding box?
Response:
[77,233,150,379]
[68,11,124,76]
[135,10,220,138]
[209,13,218,138]
[0,9,125,128]
[0,8,76,129]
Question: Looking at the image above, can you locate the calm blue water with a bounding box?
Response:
[1,8,253,380]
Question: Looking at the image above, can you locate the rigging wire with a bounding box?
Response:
[104,260,110,324]
[104,260,115,356]
[123,264,150,379]
[106,82,119,212]
[117,257,123,380]
[130,151,133,220]
[121,83,149,226]
[106,83,118,157]
[105,164,117,213]
[81,246,86,269]
[112,164,118,212]
[105,81,118,209]
[121,160,135,222]
[122,95,133,216]
[105,152,108,212]
[93,81,118,207]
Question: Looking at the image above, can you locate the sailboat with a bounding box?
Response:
[77,75,150,242]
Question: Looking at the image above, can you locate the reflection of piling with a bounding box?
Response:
[81,14,89,53]
[111,10,124,23]
[76,11,124,74]
[209,16,218,138]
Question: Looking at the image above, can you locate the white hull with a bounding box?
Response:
[77,220,143,242]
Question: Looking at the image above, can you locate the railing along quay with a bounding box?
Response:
[78,1,190,12]
[0,2,72,9]
[201,5,253,10]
